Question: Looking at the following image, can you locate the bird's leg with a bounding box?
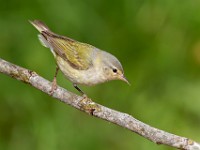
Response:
[73,83,97,115]
[50,65,59,95]
[73,83,85,96]
[73,84,99,115]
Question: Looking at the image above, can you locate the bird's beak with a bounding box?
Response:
[120,75,130,85]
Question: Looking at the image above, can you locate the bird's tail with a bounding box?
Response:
[29,20,53,48]
[29,20,51,33]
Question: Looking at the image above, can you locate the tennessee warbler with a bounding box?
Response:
[30,20,129,95]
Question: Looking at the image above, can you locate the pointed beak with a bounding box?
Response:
[120,75,130,85]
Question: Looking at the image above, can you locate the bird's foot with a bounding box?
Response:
[78,96,100,115]
[50,77,57,95]
[50,65,59,95]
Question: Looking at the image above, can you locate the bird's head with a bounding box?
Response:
[99,51,130,85]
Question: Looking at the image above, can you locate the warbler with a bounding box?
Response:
[30,20,129,94]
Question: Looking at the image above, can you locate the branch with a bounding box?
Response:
[0,58,199,150]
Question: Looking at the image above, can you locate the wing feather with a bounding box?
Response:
[41,32,93,70]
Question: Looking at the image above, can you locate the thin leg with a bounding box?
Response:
[50,65,59,94]
[54,65,59,79]
[73,83,85,95]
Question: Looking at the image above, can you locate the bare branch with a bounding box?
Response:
[0,58,199,150]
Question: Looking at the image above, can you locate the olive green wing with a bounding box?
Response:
[42,32,93,70]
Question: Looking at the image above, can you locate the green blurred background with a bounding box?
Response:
[1,0,200,150]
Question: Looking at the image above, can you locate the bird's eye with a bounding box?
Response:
[112,68,117,73]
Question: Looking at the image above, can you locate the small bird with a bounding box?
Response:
[30,20,129,95]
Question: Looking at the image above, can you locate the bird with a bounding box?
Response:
[30,20,129,95]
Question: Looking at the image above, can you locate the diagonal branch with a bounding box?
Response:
[0,57,199,150]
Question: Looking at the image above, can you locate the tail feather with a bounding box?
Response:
[30,20,52,49]
[29,20,50,33]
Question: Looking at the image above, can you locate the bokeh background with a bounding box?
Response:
[1,0,200,150]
